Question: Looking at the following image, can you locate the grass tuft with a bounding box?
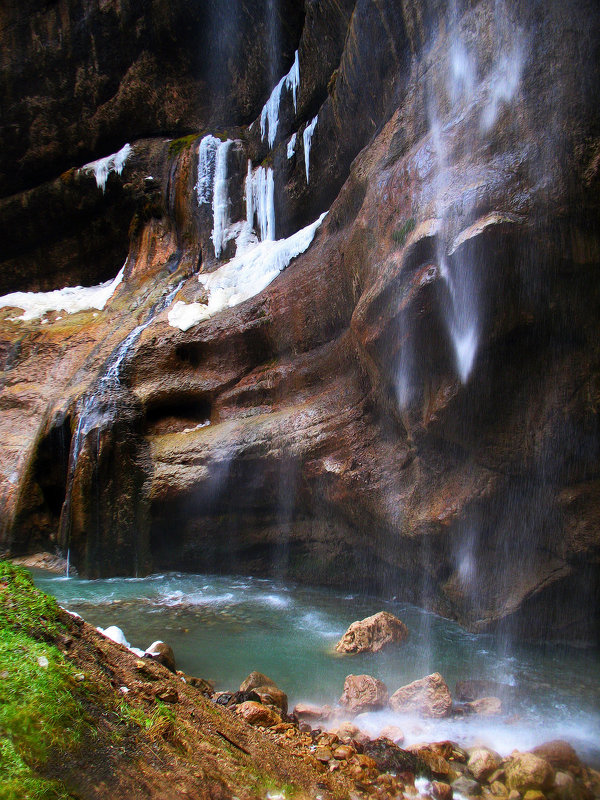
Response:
[391,217,416,248]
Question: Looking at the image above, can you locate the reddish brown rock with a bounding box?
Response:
[390,673,453,718]
[235,701,281,728]
[468,748,503,782]
[339,674,389,714]
[531,742,580,772]
[293,702,333,723]
[252,685,288,716]
[335,612,408,654]
[433,781,454,800]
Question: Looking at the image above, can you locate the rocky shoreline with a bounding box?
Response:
[80,607,600,800]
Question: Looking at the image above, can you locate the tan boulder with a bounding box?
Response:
[239,671,277,692]
[389,672,452,717]
[339,673,389,714]
[468,747,503,781]
[506,753,554,793]
[466,696,502,716]
[335,611,408,654]
[523,791,545,800]
[235,700,281,727]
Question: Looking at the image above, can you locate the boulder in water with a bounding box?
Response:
[335,611,408,654]
[531,741,580,771]
[293,702,333,723]
[505,753,554,793]
[239,671,277,692]
[389,672,452,718]
[339,674,389,714]
[99,625,130,647]
[465,696,502,716]
[144,641,176,672]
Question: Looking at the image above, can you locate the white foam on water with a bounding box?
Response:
[155,590,236,608]
[168,212,326,331]
[303,115,318,183]
[0,267,125,322]
[81,143,132,192]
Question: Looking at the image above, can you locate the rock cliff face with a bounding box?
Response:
[1,0,599,644]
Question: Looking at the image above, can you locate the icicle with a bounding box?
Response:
[303,115,318,183]
[168,212,327,331]
[260,50,301,148]
[81,144,132,193]
[196,135,220,205]
[212,140,233,258]
[287,133,297,159]
[288,50,300,112]
[246,165,275,242]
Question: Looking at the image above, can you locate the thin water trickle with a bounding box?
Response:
[59,279,184,555]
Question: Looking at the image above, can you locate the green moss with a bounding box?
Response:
[0,628,82,798]
[0,562,63,638]
[0,563,94,797]
[168,134,200,158]
[392,217,416,248]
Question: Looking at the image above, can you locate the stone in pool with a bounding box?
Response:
[335,611,408,654]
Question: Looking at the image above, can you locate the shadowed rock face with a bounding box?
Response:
[1,0,599,644]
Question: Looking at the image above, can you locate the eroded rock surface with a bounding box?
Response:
[389,673,453,718]
[0,0,599,645]
[336,611,409,654]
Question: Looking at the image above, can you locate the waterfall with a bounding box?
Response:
[424,5,523,386]
[211,140,233,258]
[303,115,318,183]
[59,279,183,558]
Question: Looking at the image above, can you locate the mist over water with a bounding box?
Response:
[34,570,600,763]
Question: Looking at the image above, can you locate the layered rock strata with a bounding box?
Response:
[0,0,599,643]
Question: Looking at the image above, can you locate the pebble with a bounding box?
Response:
[37,656,49,668]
